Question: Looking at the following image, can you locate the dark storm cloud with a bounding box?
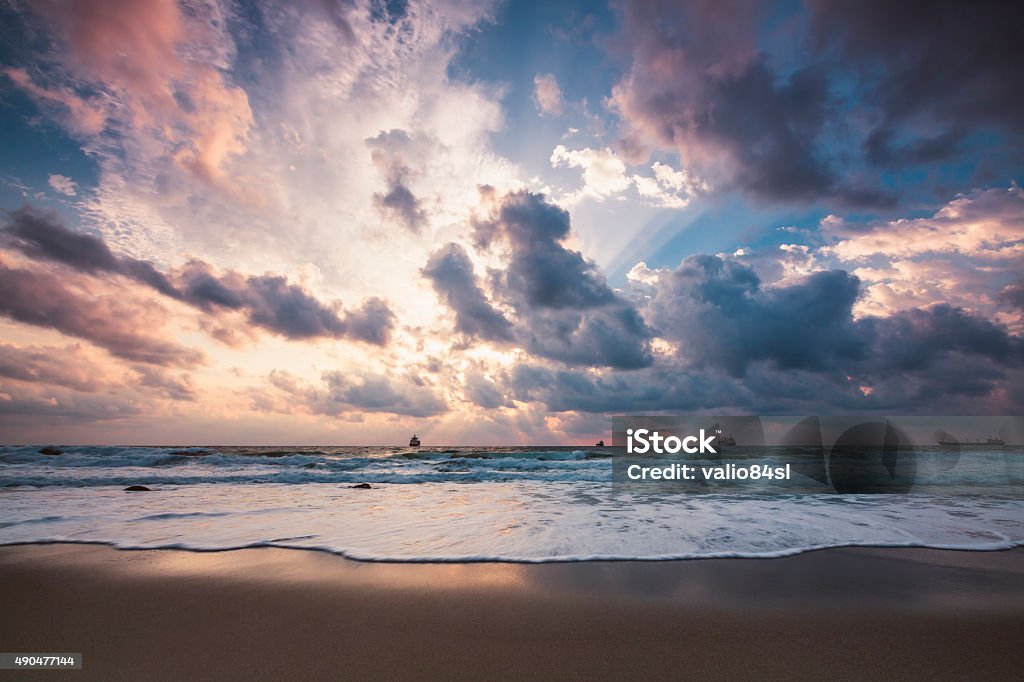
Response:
[463,371,511,409]
[646,255,865,376]
[175,261,247,310]
[343,297,397,345]
[1000,279,1024,311]
[476,190,616,309]
[506,253,1024,414]
[507,352,1024,415]
[611,1,877,204]
[3,206,120,271]
[375,180,426,232]
[611,0,1024,205]
[866,305,1024,372]
[323,371,446,418]
[810,1,1024,144]
[864,128,966,168]
[2,207,396,345]
[646,254,1023,379]
[673,61,835,202]
[0,264,204,368]
[433,190,653,369]
[422,243,514,342]
[2,206,179,297]
[521,304,653,371]
[506,363,749,414]
[175,265,396,344]
[266,369,448,418]
[367,129,428,232]
[243,275,348,338]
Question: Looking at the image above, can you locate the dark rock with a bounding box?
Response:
[124,485,152,492]
[350,483,373,489]
[38,446,63,456]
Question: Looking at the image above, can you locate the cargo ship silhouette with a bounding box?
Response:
[936,434,1004,446]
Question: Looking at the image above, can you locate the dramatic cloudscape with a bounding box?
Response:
[0,0,1022,444]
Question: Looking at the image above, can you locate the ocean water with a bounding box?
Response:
[1,445,1022,562]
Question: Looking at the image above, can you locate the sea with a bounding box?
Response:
[1,444,1022,562]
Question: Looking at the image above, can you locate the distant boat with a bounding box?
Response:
[711,423,736,447]
[595,440,605,447]
[937,436,1004,446]
[409,434,421,447]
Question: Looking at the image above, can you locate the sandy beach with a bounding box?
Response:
[1,544,1022,680]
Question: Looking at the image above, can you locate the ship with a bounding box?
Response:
[595,440,605,447]
[408,434,421,447]
[937,435,1004,446]
[711,423,736,447]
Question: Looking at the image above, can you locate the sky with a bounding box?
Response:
[0,0,1022,445]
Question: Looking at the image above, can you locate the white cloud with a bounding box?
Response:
[551,145,702,208]
[551,145,631,204]
[60,1,520,322]
[634,165,699,208]
[47,174,77,196]
[626,261,666,286]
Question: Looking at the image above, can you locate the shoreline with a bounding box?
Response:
[2,544,1023,680]
[0,537,1023,564]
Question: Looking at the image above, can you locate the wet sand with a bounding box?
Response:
[1,543,1022,680]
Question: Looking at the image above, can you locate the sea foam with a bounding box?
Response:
[2,481,1022,562]
[1,445,1022,562]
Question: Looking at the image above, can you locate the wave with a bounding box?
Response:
[0,445,614,487]
[3,538,1017,563]
[3,443,1022,491]
[1,483,1021,562]
[0,445,593,466]
[0,469,613,488]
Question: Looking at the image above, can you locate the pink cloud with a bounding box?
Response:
[2,66,107,135]
[0,342,110,392]
[17,0,253,184]
[824,186,1024,329]
[533,73,563,117]
[0,261,204,368]
[826,186,1024,261]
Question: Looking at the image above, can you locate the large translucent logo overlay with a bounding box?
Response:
[609,416,1024,495]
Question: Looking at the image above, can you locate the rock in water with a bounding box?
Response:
[350,483,372,489]
[38,446,63,456]
[124,485,152,492]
